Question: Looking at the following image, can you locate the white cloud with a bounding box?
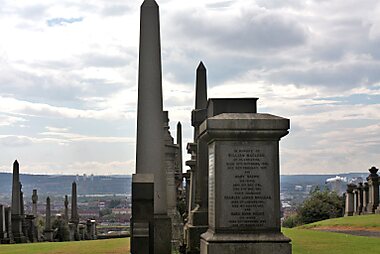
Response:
[0,0,380,175]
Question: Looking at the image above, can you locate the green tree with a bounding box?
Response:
[297,189,344,225]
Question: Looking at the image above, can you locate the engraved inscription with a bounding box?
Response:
[219,142,275,229]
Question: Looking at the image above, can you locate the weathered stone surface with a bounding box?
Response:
[366,167,379,214]
[363,182,369,213]
[136,0,167,215]
[131,174,154,254]
[199,99,291,254]
[64,195,69,223]
[32,189,38,217]
[44,197,53,242]
[0,205,6,240]
[2,207,14,243]
[70,182,79,224]
[345,183,356,216]
[11,160,27,243]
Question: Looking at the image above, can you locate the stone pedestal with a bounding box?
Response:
[345,183,355,216]
[353,187,359,215]
[0,205,7,242]
[68,223,78,241]
[199,99,291,254]
[154,214,172,254]
[3,207,14,243]
[131,174,154,254]
[362,183,369,213]
[366,167,379,214]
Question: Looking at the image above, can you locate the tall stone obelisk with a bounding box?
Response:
[185,62,209,253]
[11,160,26,243]
[70,182,79,224]
[44,197,53,241]
[132,0,171,253]
[64,195,69,223]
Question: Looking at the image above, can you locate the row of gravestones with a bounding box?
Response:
[0,161,97,244]
[345,167,380,216]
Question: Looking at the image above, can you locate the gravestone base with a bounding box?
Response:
[1,238,13,244]
[200,231,291,254]
[185,224,208,254]
[185,207,208,254]
[13,233,27,243]
[154,214,172,254]
[345,212,354,216]
[131,174,154,254]
[44,229,53,242]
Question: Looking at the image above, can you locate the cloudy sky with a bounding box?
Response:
[0,0,379,175]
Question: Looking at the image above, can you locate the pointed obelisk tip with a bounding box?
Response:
[177,121,181,127]
[14,160,19,165]
[142,0,158,8]
[197,61,206,70]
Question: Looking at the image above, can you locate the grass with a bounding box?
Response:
[298,214,380,230]
[283,228,380,254]
[2,216,380,254]
[0,238,129,254]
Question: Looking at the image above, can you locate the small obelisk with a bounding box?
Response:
[11,160,26,243]
[194,62,208,138]
[185,62,209,253]
[32,190,38,217]
[44,197,53,241]
[64,195,69,223]
[70,182,79,224]
[176,122,183,176]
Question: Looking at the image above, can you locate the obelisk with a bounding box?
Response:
[32,190,38,217]
[64,195,69,223]
[185,62,209,253]
[11,160,26,243]
[70,182,79,224]
[132,0,171,253]
[176,122,183,180]
[44,197,53,241]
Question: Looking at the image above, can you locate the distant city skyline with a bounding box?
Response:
[0,0,379,175]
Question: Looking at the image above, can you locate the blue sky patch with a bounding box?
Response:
[47,17,84,27]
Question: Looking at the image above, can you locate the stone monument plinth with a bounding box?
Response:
[345,183,356,216]
[199,98,291,254]
[366,167,379,214]
[131,174,154,254]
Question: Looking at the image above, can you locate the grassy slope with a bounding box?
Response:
[283,228,380,254]
[298,214,380,230]
[0,238,129,254]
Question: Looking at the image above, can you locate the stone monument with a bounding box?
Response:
[3,207,14,243]
[185,62,209,254]
[0,205,7,242]
[362,182,369,213]
[69,182,80,241]
[44,197,53,241]
[32,189,38,217]
[132,0,171,253]
[64,195,69,223]
[11,160,27,243]
[345,183,355,216]
[131,174,154,254]
[366,167,379,214]
[199,98,292,254]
